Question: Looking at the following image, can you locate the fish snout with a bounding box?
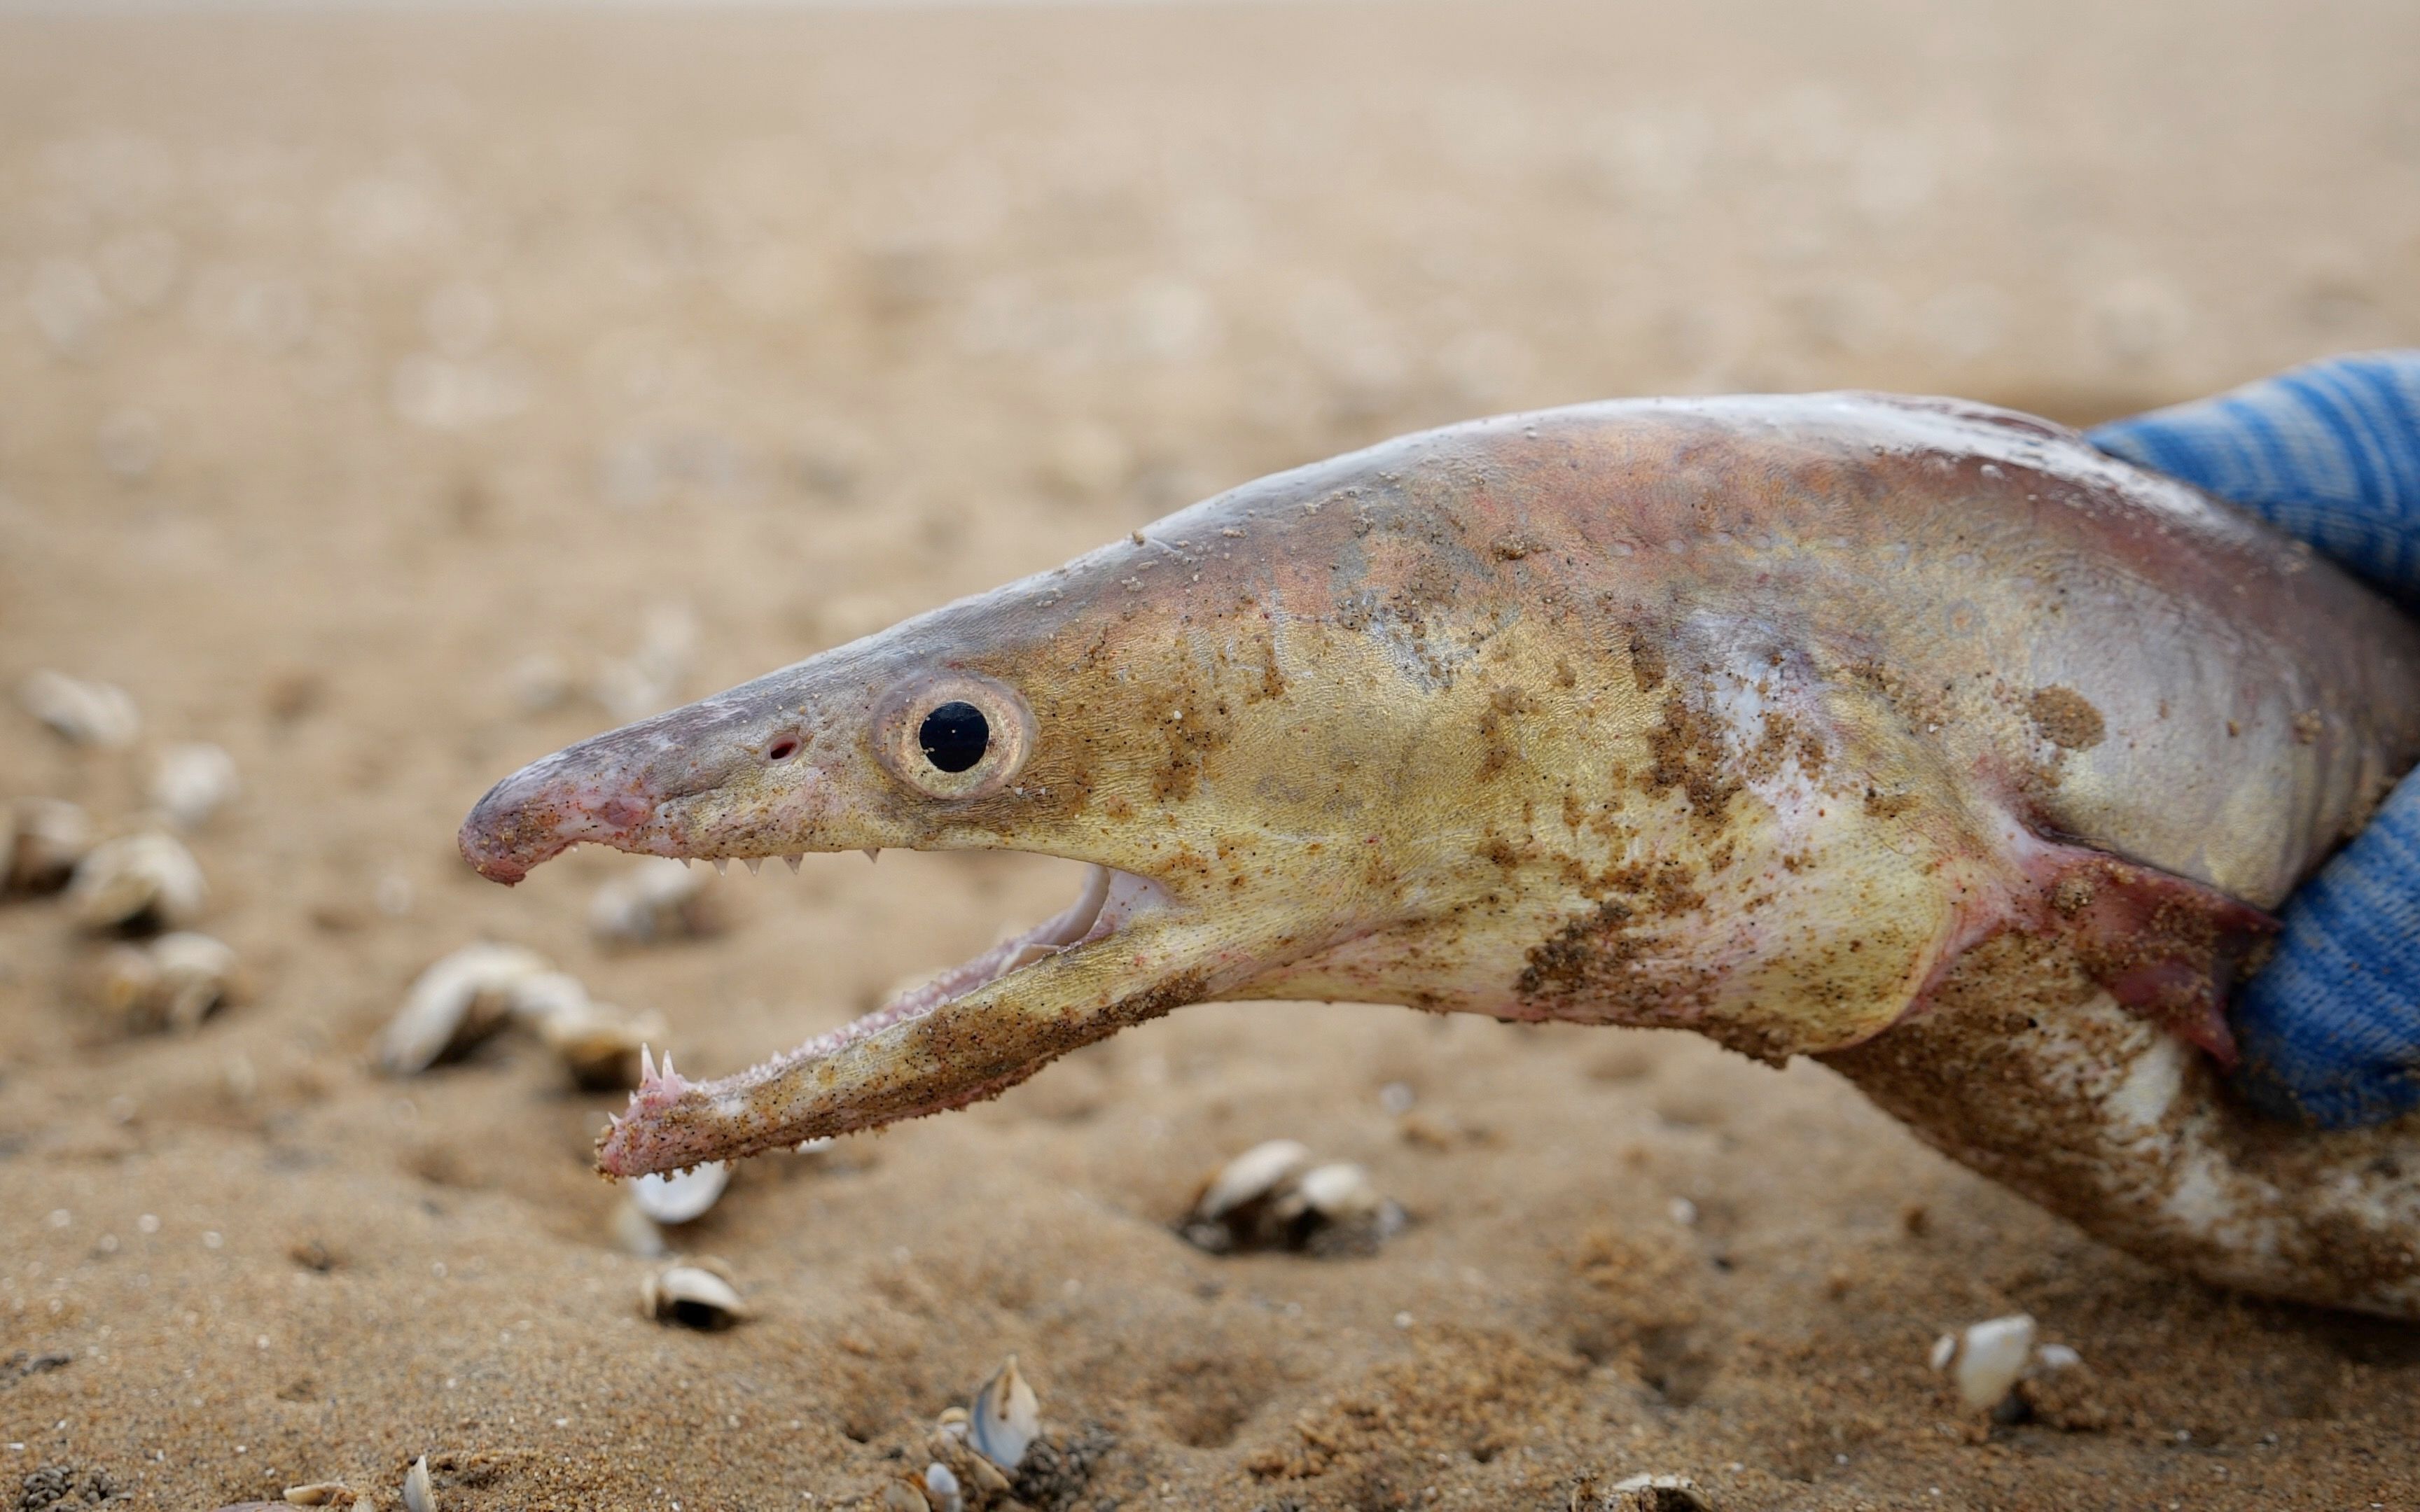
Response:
[458,699,774,883]
[458,746,664,883]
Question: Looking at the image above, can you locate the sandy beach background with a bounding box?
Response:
[4,2,2419,1507]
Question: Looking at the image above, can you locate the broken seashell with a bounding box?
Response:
[3,797,92,893]
[627,1161,731,1225]
[375,941,549,1074]
[1192,1138,1310,1222]
[18,668,140,748]
[281,1483,352,1506]
[401,1454,436,1512]
[1598,1473,1713,1511]
[67,830,206,933]
[538,1005,668,1091]
[148,741,239,828]
[611,1199,669,1259]
[1181,1141,1405,1256]
[879,1483,930,1512]
[503,969,592,1028]
[85,930,244,1032]
[968,1354,1041,1470]
[1933,1312,2037,1411]
[641,1259,747,1329]
[587,857,721,946]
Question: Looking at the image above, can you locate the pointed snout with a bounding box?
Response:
[458,696,770,884]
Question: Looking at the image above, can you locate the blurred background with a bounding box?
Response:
[3,2,2418,1509]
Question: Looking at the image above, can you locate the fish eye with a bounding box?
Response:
[878,673,1034,800]
[918,701,989,772]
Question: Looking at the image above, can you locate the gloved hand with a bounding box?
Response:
[2088,351,2420,1128]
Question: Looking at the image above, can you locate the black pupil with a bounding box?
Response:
[918,701,991,774]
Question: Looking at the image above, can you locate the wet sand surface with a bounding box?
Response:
[4,3,2420,1508]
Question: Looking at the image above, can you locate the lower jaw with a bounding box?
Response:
[596,861,1179,1172]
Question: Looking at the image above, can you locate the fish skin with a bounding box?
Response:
[462,393,2420,1314]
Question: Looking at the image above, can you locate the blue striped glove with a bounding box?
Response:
[2088,351,2420,1128]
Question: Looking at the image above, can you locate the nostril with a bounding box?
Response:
[765,736,801,763]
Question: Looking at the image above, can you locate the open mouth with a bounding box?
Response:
[591,855,1188,1176]
[737,860,1174,1075]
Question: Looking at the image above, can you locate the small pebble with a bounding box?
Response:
[921,1462,963,1512]
[148,741,239,828]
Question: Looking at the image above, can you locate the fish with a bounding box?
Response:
[461,393,2420,1315]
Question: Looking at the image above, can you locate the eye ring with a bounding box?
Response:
[875,673,1035,800]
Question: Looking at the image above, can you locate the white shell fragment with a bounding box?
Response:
[87,930,244,1032]
[1192,1138,1309,1222]
[18,669,140,748]
[968,1354,1041,1470]
[401,1454,436,1512]
[375,942,549,1074]
[587,857,719,946]
[1597,1474,1713,1511]
[3,797,92,893]
[538,1004,669,1091]
[281,1483,354,1506]
[1933,1312,2038,1410]
[376,943,670,1086]
[67,831,206,932]
[641,1259,748,1329]
[610,1200,670,1259]
[1182,1140,1406,1256]
[921,1463,964,1512]
[627,1161,731,1225]
[148,741,240,828]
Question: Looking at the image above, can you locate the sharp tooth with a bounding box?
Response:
[744,858,763,876]
[784,855,803,874]
[714,860,730,876]
[862,848,880,864]
[639,1044,656,1084]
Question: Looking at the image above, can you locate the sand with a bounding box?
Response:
[4,3,2419,1507]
